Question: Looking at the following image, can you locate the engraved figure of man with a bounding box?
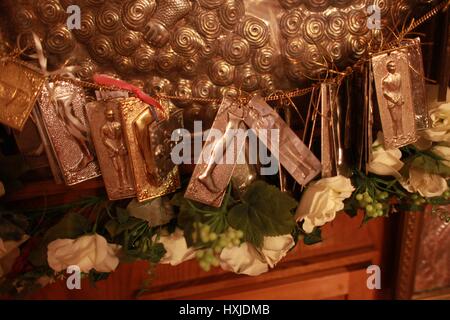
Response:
[101,105,132,192]
[382,60,404,136]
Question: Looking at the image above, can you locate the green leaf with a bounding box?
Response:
[116,207,129,224]
[302,227,322,245]
[227,180,297,248]
[105,219,120,238]
[410,154,450,177]
[0,211,28,241]
[28,212,90,267]
[147,242,166,263]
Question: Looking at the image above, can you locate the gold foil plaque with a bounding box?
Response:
[86,99,135,200]
[38,81,101,185]
[372,48,418,149]
[120,97,180,202]
[0,60,45,130]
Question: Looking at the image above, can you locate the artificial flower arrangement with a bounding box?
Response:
[1,102,450,298]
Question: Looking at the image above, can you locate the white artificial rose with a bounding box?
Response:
[295,175,354,233]
[260,235,295,268]
[219,243,268,276]
[367,132,404,178]
[422,103,450,142]
[430,144,450,167]
[158,228,196,266]
[0,181,4,197]
[219,235,294,276]
[47,234,121,273]
[0,235,29,278]
[401,167,448,198]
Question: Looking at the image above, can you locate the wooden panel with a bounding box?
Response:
[208,271,350,300]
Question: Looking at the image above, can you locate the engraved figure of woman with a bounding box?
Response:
[382,60,404,137]
[198,102,245,193]
[101,105,132,192]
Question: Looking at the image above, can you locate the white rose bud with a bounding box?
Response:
[367,132,404,179]
[295,175,354,233]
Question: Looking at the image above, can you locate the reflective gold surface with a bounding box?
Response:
[1,0,414,103]
[120,97,180,202]
[0,60,45,130]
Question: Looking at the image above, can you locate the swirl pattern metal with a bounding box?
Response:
[196,11,222,39]
[73,10,96,43]
[180,56,201,78]
[326,41,346,63]
[76,58,97,80]
[45,24,75,55]
[237,64,260,91]
[89,34,114,63]
[284,37,306,60]
[347,35,368,60]
[330,0,352,8]
[97,5,121,34]
[133,45,155,72]
[326,11,347,41]
[280,10,303,38]
[218,0,245,30]
[347,9,368,36]
[300,44,327,76]
[304,0,330,12]
[35,0,65,25]
[278,0,303,10]
[253,47,276,73]
[156,46,179,73]
[193,77,217,100]
[303,14,326,44]
[171,27,204,57]
[222,35,251,65]
[114,29,141,56]
[237,16,269,48]
[1,0,416,97]
[13,9,36,31]
[198,0,226,9]
[122,0,156,31]
[114,55,134,75]
[209,58,235,86]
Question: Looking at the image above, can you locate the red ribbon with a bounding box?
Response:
[93,74,165,119]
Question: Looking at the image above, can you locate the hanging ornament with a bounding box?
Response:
[403,38,430,131]
[37,81,101,185]
[244,95,321,186]
[30,106,65,184]
[185,97,246,207]
[119,97,181,202]
[371,41,425,149]
[0,59,45,130]
[85,92,136,200]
